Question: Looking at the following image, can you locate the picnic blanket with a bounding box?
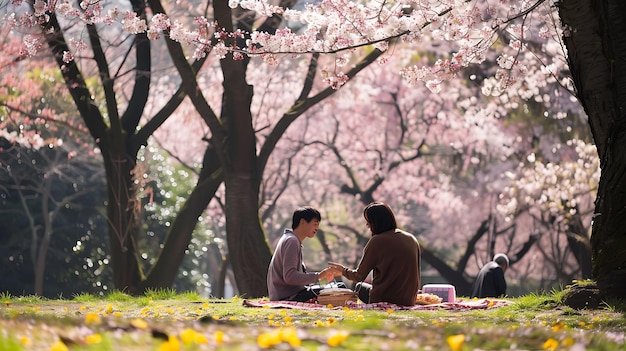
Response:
[243,298,511,311]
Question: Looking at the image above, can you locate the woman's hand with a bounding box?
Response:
[328,262,345,276]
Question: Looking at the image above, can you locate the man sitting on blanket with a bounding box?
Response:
[267,207,337,302]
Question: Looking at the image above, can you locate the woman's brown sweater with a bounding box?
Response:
[343,229,421,306]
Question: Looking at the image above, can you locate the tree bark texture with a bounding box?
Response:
[559,0,626,298]
[43,9,149,294]
[224,175,272,297]
[212,0,275,298]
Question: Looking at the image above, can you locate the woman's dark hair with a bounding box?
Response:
[363,202,397,234]
[292,207,322,229]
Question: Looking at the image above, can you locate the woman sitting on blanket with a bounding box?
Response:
[328,202,421,306]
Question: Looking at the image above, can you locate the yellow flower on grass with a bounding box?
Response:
[180,329,196,345]
[386,308,393,314]
[327,330,349,347]
[257,330,282,348]
[84,312,101,325]
[257,328,301,348]
[79,305,87,311]
[105,304,113,314]
[50,339,69,351]
[130,318,149,330]
[562,337,575,347]
[85,334,102,344]
[113,312,122,318]
[193,332,208,344]
[354,314,365,322]
[214,331,225,344]
[180,329,208,345]
[280,328,301,347]
[283,316,293,322]
[552,321,566,332]
[159,335,181,351]
[543,338,558,351]
[20,336,31,346]
[446,334,465,351]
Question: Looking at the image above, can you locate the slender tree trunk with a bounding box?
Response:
[140,147,223,290]
[34,178,53,296]
[566,213,592,279]
[559,0,626,298]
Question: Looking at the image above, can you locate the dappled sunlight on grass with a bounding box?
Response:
[0,291,624,350]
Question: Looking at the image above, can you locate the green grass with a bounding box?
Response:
[0,291,624,350]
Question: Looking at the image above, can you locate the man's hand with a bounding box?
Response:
[318,267,336,283]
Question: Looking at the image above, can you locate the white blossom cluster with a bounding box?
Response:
[497,139,600,222]
[0,129,46,150]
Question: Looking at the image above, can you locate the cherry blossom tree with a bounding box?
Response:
[2,0,393,296]
[252,45,591,295]
[4,0,618,299]
[1,0,218,294]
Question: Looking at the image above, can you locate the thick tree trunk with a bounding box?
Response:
[559,0,626,298]
[224,175,272,297]
[43,13,147,294]
[214,0,272,298]
[102,147,144,294]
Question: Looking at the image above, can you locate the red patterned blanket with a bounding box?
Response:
[242,298,511,311]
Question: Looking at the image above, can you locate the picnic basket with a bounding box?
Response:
[316,288,358,306]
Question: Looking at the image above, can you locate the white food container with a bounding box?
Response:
[422,284,456,302]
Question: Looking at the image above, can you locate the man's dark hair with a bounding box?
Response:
[292,207,321,229]
[363,202,397,234]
